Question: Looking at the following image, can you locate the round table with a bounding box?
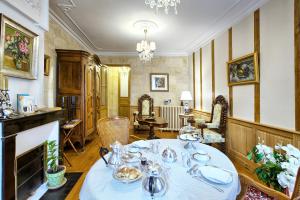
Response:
[80,139,240,200]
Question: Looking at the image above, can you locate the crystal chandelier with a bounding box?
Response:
[145,0,181,15]
[136,29,156,62]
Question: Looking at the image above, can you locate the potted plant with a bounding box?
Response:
[247,139,300,196]
[45,140,66,188]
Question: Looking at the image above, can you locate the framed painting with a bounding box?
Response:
[44,54,50,76]
[0,14,39,79]
[227,52,259,86]
[150,73,169,92]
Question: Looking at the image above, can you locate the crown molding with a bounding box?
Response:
[49,8,95,53]
[185,0,270,54]
[97,51,188,57]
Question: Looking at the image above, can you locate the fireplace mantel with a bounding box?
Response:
[0,108,63,200]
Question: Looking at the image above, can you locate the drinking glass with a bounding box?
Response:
[181,152,191,168]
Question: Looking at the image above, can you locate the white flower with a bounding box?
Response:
[282,144,300,160]
[277,171,294,188]
[266,153,276,163]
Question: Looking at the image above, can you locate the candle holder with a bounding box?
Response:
[0,89,15,119]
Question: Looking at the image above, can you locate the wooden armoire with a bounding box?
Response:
[56,49,107,147]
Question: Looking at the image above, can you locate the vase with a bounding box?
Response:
[15,59,22,69]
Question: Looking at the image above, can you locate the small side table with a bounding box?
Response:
[179,113,194,127]
[61,119,82,166]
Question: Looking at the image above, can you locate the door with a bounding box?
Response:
[118,67,131,118]
[100,66,108,119]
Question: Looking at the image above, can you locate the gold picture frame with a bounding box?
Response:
[227,52,259,86]
[44,55,50,76]
[0,14,39,79]
[150,73,169,92]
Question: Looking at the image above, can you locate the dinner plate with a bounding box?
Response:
[122,152,142,163]
[198,165,233,185]
[113,166,142,184]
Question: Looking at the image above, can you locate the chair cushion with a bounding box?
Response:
[244,186,275,200]
[202,129,225,143]
[211,104,222,127]
[142,100,150,115]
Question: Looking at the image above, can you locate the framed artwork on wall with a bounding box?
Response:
[0,14,39,79]
[227,52,259,86]
[150,73,169,92]
[44,54,50,76]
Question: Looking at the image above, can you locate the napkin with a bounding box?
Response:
[198,166,232,184]
[131,140,150,148]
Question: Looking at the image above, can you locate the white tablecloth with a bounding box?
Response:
[80,139,240,200]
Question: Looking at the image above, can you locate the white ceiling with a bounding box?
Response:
[49,0,269,55]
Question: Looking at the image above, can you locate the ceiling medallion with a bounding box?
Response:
[134,20,158,63]
[145,0,181,15]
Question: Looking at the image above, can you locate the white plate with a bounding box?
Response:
[179,134,198,141]
[122,152,142,163]
[198,165,233,185]
[113,167,142,184]
[128,146,140,153]
[192,153,210,163]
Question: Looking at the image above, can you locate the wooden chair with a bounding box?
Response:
[238,170,300,200]
[133,94,154,132]
[97,116,129,149]
[195,95,228,152]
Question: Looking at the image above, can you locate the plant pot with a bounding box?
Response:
[45,165,66,188]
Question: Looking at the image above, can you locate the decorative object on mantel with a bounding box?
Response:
[247,140,300,195]
[0,89,15,118]
[0,14,39,79]
[227,52,259,86]
[44,54,50,76]
[17,94,36,114]
[45,140,67,189]
[180,91,192,114]
[163,99,171,105]
[134,20,157,63]
[145,0,181,15]
[150,73,169,92]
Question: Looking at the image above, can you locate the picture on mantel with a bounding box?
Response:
[150,73,169,92]
[0,14,39,80]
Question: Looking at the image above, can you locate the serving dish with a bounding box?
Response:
[113,166,143,183]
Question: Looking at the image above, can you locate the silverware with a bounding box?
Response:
[187,164,198,174]
[192,176,224,193]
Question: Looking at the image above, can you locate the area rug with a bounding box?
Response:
[40,172,82,200]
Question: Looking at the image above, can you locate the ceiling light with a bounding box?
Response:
[136,28,156,62]
[145,0,181,15]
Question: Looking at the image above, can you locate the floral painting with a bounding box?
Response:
[227,53,259,86]
[0,14,38,79]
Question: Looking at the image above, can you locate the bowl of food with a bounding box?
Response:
[113,165,143,183]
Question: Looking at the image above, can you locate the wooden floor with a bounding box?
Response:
[65,129,177,200]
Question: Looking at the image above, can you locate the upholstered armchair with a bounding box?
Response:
[195,95,228,152]
[133,94,154,132]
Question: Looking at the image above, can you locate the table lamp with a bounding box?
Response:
[180,91,192,114]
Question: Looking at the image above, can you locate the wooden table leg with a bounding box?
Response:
[147,125,160,140]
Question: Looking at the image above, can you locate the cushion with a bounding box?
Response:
[211,104,222,127]
[142,100,150,115]
[244,186,275,200]
[202,129,225,143]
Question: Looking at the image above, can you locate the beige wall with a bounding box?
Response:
[44,18,87,107]
[107,67,119,117]
[100,56,192,107]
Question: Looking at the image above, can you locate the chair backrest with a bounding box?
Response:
[209,95,228,136]
[97,116,129,149]
[138,94,153,116]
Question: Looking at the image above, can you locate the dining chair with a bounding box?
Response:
[238,170,300,200]
[97,116,130,150]
[133,94,154,132]
[194,95,228,153]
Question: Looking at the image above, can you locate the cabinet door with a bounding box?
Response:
[85,64,95,136]
[58,61,82,95]
[95,66,101,121]
[100,66,108,119]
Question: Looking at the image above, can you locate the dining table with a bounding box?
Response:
[80,139,240,200]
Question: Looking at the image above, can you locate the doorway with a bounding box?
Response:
[107,65,131,118]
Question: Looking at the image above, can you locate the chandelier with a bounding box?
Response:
[145,0,181,15]
[136,29,156,62]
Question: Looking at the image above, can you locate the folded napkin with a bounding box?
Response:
[198,166,232,184]
[131,140,150,148]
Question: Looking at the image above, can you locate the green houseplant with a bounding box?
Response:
[45,140,66,188]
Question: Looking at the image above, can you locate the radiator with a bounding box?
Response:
[159,106,184,131]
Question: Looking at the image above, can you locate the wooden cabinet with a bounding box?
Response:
[56,50,106,146]
[100,65,108,119]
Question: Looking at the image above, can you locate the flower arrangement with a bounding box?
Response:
[247,139,300,195]
[4,30,30,69]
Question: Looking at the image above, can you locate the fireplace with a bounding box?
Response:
[17,144,46,200]
[0,108,63,200]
